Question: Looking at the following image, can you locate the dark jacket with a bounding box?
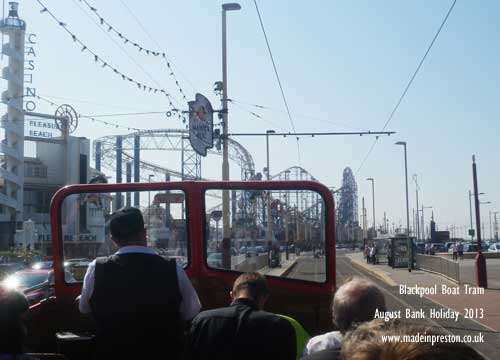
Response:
[189,298,296,360]
[89,253,183,359]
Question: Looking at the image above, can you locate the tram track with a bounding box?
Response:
[335,251,500,359]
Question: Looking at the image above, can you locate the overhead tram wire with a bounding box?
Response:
[229,100,289,132]
[70,0,183,109]
[229,98,369,132]
[253,0,302,165]
[80,0,192,101]
[35,0,183,117]
[355,0,457,176]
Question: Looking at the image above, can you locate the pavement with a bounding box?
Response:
[347,252,500,332]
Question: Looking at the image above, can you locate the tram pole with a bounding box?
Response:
[472,155,487,288]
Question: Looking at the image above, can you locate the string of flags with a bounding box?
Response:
[36,0,186,124]
[79,0,188,101]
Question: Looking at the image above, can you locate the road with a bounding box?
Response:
[458,258,500,289]
[334,250,500,359]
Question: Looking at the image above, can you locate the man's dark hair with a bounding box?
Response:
[109,207,145,243]
[232,272,270,301]
[332,277,386,334]
[0,290,29,353]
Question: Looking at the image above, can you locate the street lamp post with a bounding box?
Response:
[221,2,241,256]
[472,155,487,288]
[494,212,499,241]
[422,205,432,241]
[413,175,420,243]
[395,141,412,272]
[366,178,375,235]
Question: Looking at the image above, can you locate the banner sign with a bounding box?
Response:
[188,93,213,156]
[24,33,37,112]
[25,117,59,139]
[391,237,410,268]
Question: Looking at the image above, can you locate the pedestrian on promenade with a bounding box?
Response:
[364,244,369,264]
[457,241,464,260]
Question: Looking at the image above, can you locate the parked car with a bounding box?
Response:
[32,261,53,270]
[207,253,223,268]
[462,242,489,252]
[1,268,76,305]
[488,243,500,252]
[429,243,446,254]
[255,246,266,254]
[63,258,92,268]
[0,263,27,281]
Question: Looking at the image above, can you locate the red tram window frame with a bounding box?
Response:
[50,180,335,325]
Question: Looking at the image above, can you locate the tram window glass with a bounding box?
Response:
[60,189,188,282]
[204,188,327,283]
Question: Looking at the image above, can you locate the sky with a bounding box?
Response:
[3,0,500,237]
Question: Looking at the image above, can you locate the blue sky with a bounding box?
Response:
[5,0,500,237]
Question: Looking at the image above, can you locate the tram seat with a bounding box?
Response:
[26,354,68,360]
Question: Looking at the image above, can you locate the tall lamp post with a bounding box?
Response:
[494,212,499,241]
[395,142,411,272]
[366,178,375,235]
[472,155,487,288]
[413,175,420,243]
[421,205,432,241]
[221,3,241,257]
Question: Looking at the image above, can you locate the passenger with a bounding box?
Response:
[78,207,201,360]
[303,277,386,357]
[341,319,485,360]
[188,272,296,360]
[0,290,39,359]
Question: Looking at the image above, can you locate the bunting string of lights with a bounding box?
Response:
[79,0,188,101]
[36,0,186,124]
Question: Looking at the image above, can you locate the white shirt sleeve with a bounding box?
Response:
[175,264,201,321]
[78,259,96,314]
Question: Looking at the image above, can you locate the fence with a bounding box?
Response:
[415,253,460,283]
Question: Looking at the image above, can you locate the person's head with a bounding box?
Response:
[230,272,270,309]
[109,207,147,247]
[0,290,30,353]
[332,277,386,334]
[341,319,485,360]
